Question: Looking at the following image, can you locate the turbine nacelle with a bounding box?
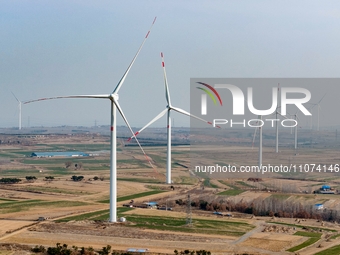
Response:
[110,94,119,101]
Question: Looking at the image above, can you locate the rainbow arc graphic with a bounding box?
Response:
[196,82,223,115]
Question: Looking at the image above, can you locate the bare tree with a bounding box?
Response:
[65,161,72,169]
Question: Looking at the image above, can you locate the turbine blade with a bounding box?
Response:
[114,100,154,168]
[11,91,20,103]
[23,94,111,104]
[113,17,157,94]
[160,52,171,106]
[127,108,168,141]
[277,112,288,119]
[318,93,326,104]
[171,106,219,127]
[252,126,258,149]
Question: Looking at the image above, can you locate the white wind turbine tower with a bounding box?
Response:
[294,113,299,150]
[309,94,326,131]
[258,115,262,169]
[12,92,22,130]
[251,116,263,168]
[24,17,156,222]
[129,52,216,184]
[256,84,281,153]
[275,83,280,153]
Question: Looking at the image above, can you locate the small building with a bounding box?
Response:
[314,185,335,194]
[314,204,324,210]
[126,249,148,253]
[144,202,158,209]
[321,185,331,191]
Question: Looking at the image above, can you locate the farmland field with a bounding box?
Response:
[1,129,340,254]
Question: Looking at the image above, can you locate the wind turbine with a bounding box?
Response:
[11,92,22,130]
[309,94,326,131]
[24,17,156,222]
[128,52,216,184]
[275,83,280,153]
[251,116,263,168]
[259,83,281,153]
[258,115,262,169]
[294,113,298,150]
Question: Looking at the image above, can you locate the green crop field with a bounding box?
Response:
[98,190,166,203]
[203,179,219,188]
[117,178,160,184]
[287,231,322,252]
[314,244,340,255]
[124,215,254,236]
[56,207,135,222]
[218,189,245,196]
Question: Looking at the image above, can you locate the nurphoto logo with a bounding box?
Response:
[195,81,312,128]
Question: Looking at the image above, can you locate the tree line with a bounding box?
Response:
[30,243,211,255]
[187,195,340,222]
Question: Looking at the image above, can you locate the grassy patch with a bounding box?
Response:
[0,198,16,202]
[91,207,135,221]
[117,178,160,184]
[203,179,219,188]
[314,244,340,255]
[287,231,322,252]
[294,231,322,238]
[218,189,245,196]
[98,190,166,203]
[56,207,135,222]
[331,233,340,239]
[124,215,254,236]
[217,180,245,196]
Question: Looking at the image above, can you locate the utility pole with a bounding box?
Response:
[186,193,192,226]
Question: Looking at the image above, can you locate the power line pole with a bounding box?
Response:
[186,193,192,226]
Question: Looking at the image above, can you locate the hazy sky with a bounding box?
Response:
[1,1,340,129]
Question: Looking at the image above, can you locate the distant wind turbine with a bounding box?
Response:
[275,83,280,153]
[11,92,22,130]
[129,52,216,184]
[255,83,284,153]
[258,115,262,169]
[24,17,157,222]
[294,113,298,150]
[309,94,326,131]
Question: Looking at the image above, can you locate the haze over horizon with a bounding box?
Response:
[2,1,340,129]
